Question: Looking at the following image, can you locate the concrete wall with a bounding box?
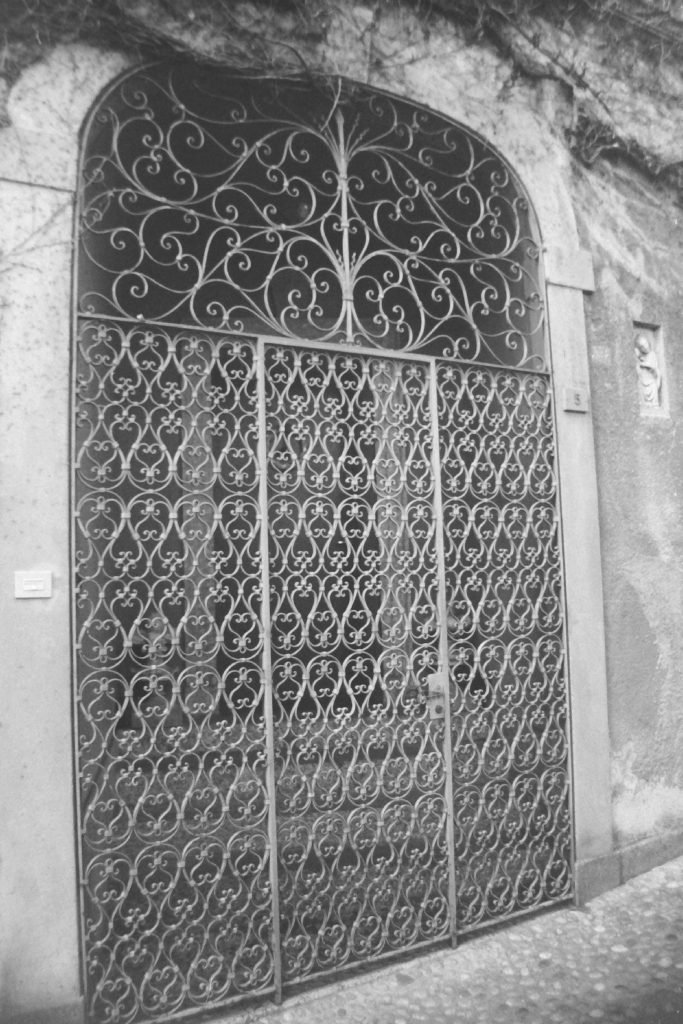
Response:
[2,3,679,1016]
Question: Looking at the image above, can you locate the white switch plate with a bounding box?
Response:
[14,570,53,599]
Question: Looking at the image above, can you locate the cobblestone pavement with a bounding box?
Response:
[220,856,683,1024]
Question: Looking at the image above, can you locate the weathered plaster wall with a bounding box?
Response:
[0,46,130,1024]
[571,158,683,847]
[0,180,80,1022]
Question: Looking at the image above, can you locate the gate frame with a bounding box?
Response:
[72,57,612,975]
[70,56,613,1006]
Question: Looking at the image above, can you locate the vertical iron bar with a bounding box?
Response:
[70,125,88,1006]
[256,338,284,1001]
[71,332,89,1004]
[545,371,577,904]
[428,359,459,947]
[335,110,354,345]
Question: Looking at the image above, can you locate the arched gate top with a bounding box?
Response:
[79,63,547,371]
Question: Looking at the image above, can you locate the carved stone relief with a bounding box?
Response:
[633,325,667,416]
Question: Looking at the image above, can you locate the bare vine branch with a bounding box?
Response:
[3,0,683,202]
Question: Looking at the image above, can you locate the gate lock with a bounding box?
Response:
[426,672,447,720]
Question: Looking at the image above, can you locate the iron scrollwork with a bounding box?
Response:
[80,65,545,367]
[437,364,571,930]
[74,61,570,1024]
[75,320,274,1021]
[265,346,449,979]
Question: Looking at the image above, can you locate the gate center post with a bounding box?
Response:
[256,337,284,1003]
[428,358,459,947]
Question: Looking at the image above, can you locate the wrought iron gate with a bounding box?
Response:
[73,64,572,1024]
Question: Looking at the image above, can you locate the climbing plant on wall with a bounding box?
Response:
[3,0,683,194]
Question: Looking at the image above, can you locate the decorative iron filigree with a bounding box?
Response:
[265,346,449,978]
[75,320,274,1022]
[436,364,571,930]
[80,65,546,368]
[74,63,570,1024]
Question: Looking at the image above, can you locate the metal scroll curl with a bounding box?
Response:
[80,66,546,369]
